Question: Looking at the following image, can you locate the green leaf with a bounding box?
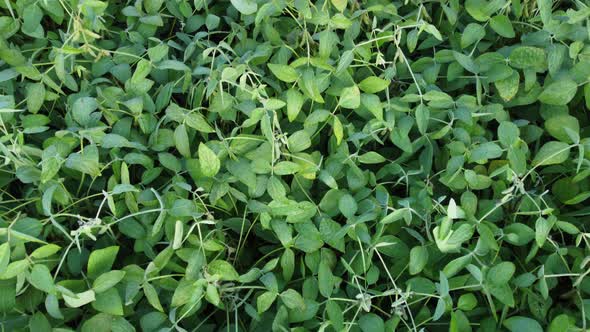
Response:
[231,0,257,14]
[81,313,112,332]
[257,291,277,313]
[464,169,492,190]
[72,97,99,126]
[490,15,515,38]
[280,289,305,309]
[29,312,51,332]
[442,254,472,278]
[87,246,119,279]
[29,264,55,294]
[45,294,63,319]
[539,79,578,105]
[358,313,385,332]
[143,283,163,311]
[564,191,590,205]
[509,46,546,70]
[274,161,300,175]
[503,223,535,246]
[336,49,354,74]
[23,4,44,38]
[265,99,286,111]
[63,289,96,308]
[489,283,514,307]
[293,222,324,253]
[533,141,571,166]
[299,69,324,103]
[286,88,305,121]
[503,316,543,332]
[288,131,311,153]
[453,51,479,73]
[495,71,519,101]
[409,246,428,275]
[318,260,334,298]
[102,134,147,150]
[30,244,60,259]
[158,60,190,71]
[206,283,221,306]
[92,288,124,315]
[548,44,566,76]
[358,151,386,164]
[486,262,515,285]
[268,64,298,83]
[25,83,45,113]
[281,249,295,281]
[330,0,347,11]
[461,23,485,49]
[338,194,357,218]
[498,121,520,147]
[469,142,503,163]
[548,314,572,332]
[92,270,126,293]
[433,297,446,320]
[198,143,220,177]
[0,243,9,275]
[172,220,183,250]
[545,115,580,143]
[186,112,214,133]
[415,103,429,134]
[2,260,29,279]
[361,94,383,121]
[434,223,474,253]
[65,145,101,177]
[537,0,552,25]
[144,0,164,14]
[457,293,477,311]
[424,24,443,41]
[174,124,191,158]
[358,76,389,93]
[333,116,343,145]
[40,0,64,24]
[326,301,344,330]
[206,14,220,30]
[535,217,553,247]
[465,0,499,21]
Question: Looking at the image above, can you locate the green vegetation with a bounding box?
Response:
[0,0,589,331]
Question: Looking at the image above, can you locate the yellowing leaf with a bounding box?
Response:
[198,143,220,177]
[339,85,360,109]
[358,76,389,93]
[267,63,298,83]
[330,0,347,11]
[333,116,343,145]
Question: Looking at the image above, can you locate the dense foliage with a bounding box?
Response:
[1,0,590,331]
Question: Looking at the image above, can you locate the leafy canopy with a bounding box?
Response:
[0,0,590,331]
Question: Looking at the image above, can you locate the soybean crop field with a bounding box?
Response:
[0,0,589,331]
